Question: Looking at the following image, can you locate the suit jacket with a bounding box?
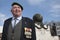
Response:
[1,17,36,40]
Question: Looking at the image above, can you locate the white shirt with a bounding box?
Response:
[11,16,22,28]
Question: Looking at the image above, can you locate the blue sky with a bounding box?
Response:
[0,0,60,26]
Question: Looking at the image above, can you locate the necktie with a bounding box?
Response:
[12,18,17,33]
[12,18,17,40]
[14,18,17,26]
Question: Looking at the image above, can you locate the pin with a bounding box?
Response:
[24,27,32,38]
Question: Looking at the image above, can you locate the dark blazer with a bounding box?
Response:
[1,17,36,40]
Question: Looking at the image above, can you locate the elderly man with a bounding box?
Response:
[1,2,36,40]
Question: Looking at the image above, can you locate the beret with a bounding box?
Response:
[12,2,23,10]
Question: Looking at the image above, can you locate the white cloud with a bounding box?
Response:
[0,13,7,22]
[0,13,6,33]
[49,4,60,17]
[0,13,7,26]
[52,5,60,9]
[27,0,45,5]
[0,26,3,33]
[27,0,60,18]
[50,13,60,17]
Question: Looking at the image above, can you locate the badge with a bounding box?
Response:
[24,27,32,38]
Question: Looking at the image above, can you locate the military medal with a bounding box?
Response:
[24,27,32,38]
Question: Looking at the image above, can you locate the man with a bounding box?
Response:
[1,2,36,40]
[50,23,57,36]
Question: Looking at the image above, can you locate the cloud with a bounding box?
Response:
[0,26,3,33]
[49,4,60,17]
[52,5,60,9]
[27,0,45,6]
[50,13,60,17]
[0,13,7,22]
[27,0,60,18]
[0,13,6,22]
[0,13,7,26]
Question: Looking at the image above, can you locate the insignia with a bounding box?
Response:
[24,27,32,38]
[24,27,32,32]
[25,22,27,24]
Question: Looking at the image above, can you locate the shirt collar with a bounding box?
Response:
[12,16,22,20]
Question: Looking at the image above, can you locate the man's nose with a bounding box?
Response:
[15,8,18,12]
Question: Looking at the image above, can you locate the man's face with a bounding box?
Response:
[11,5,22,17]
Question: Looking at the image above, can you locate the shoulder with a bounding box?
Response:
[4,17,12,23]
[23,17,33,21]
[23,17,34,26]
[22,17,33,22]
[3,17,12,28]
[23,17,35,28]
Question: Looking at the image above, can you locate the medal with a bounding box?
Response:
[24,27,32,38]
